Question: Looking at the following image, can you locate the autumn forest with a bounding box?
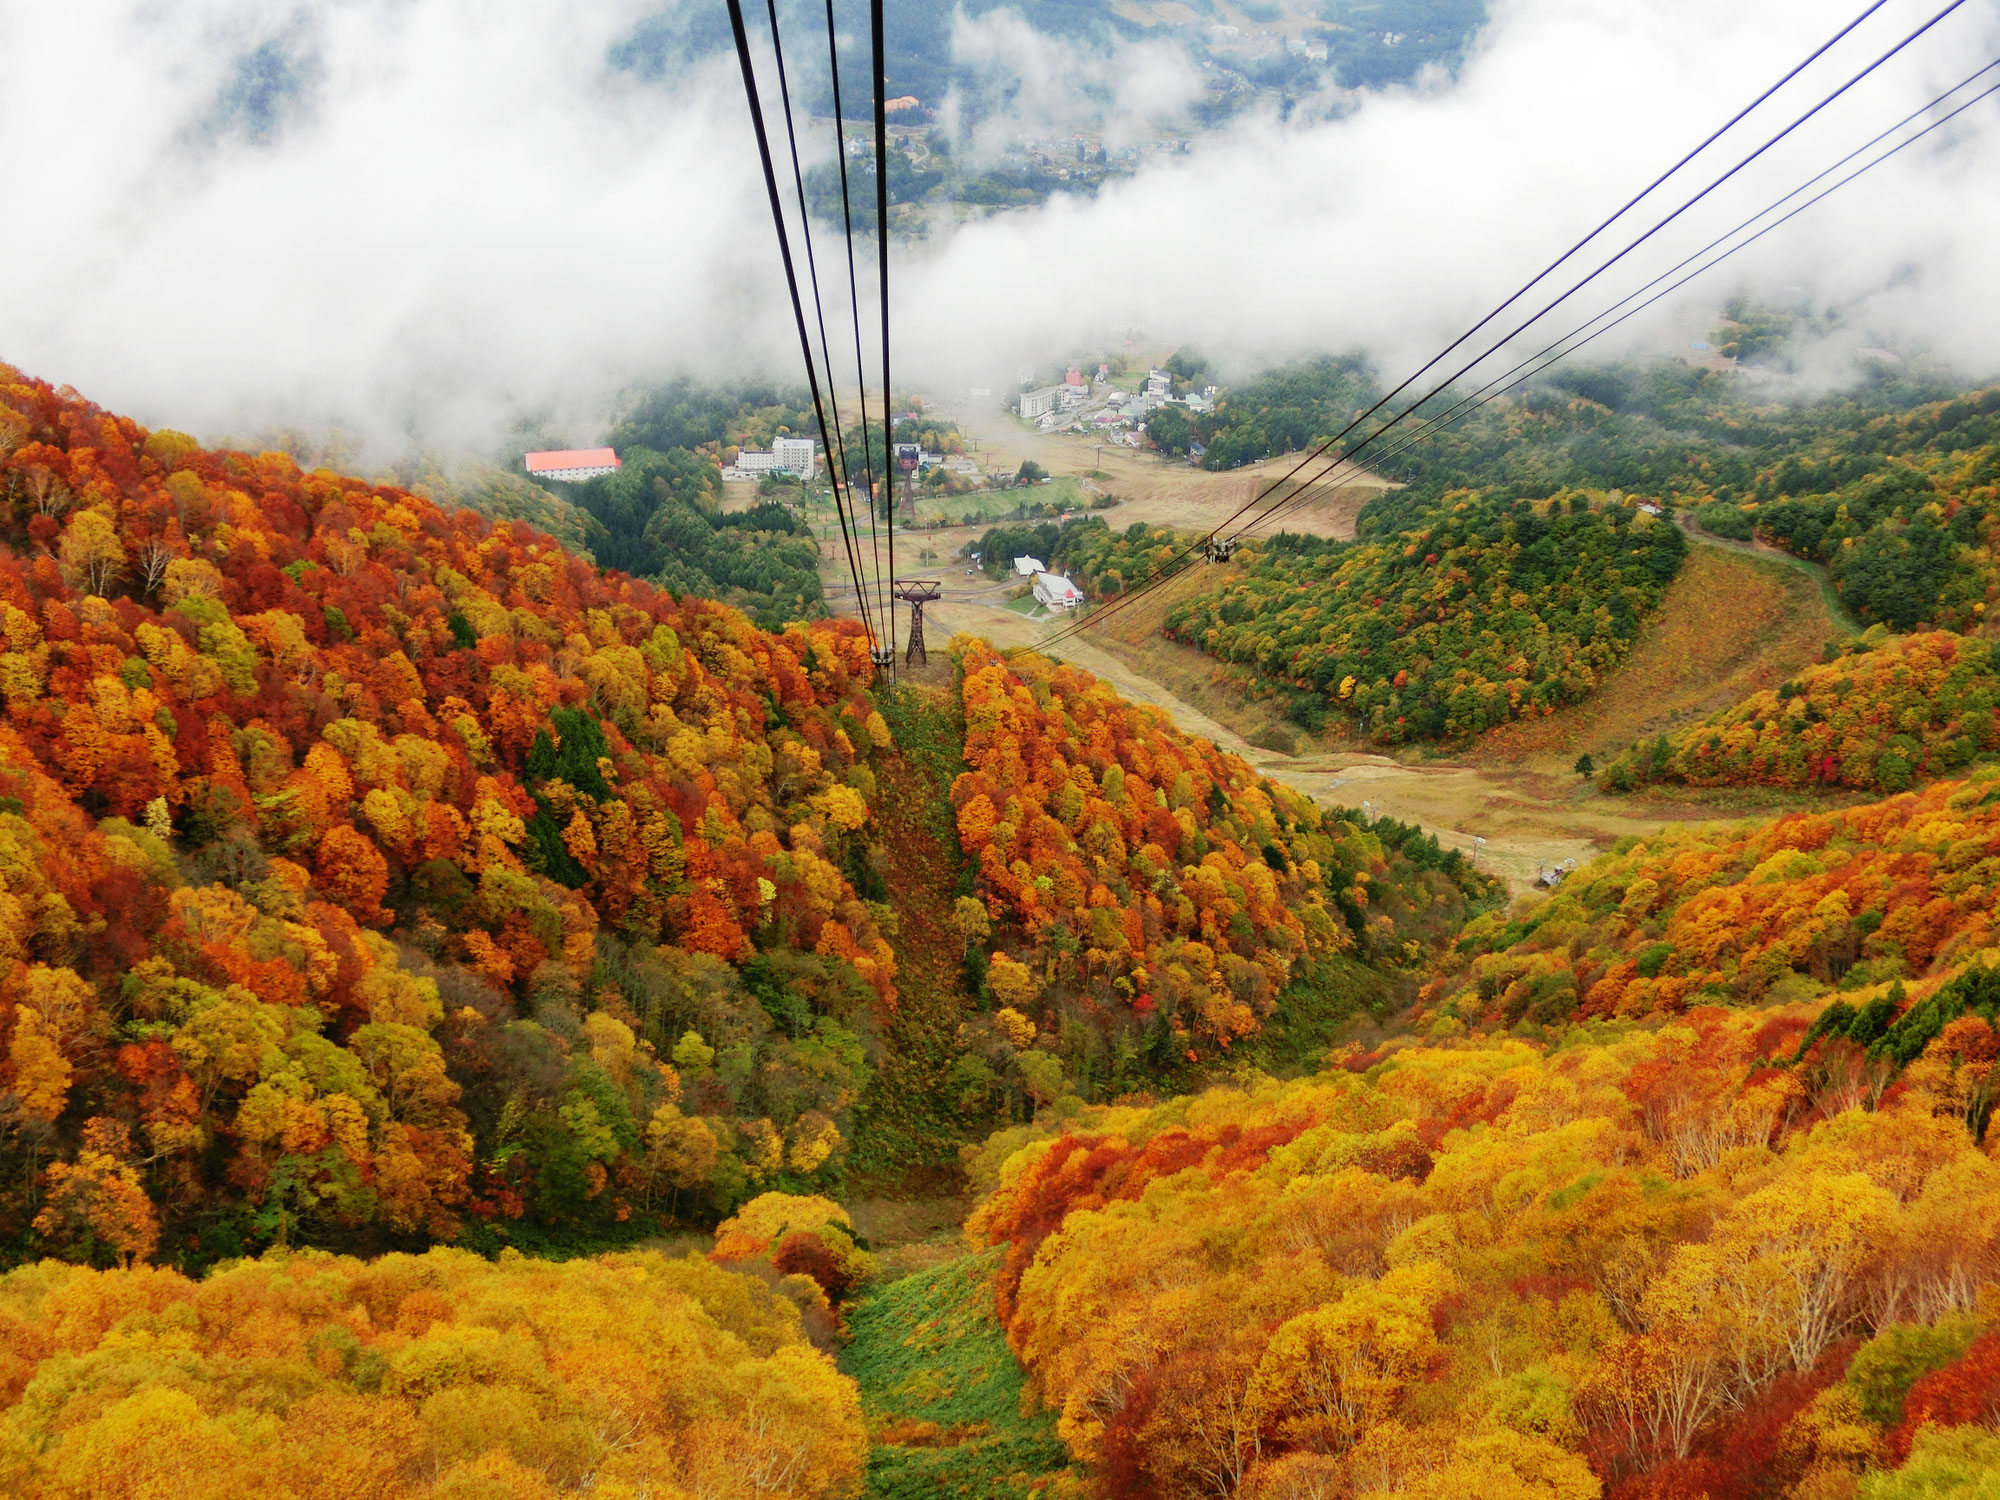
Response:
[1,359,1999,1500]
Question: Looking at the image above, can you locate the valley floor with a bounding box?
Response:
[826,519,1853,893]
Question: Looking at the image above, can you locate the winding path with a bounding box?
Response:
[1676,511,1861,636]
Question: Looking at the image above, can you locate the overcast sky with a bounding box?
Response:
[2,0,1997,449]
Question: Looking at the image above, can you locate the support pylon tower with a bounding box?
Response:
[892,579,942,668]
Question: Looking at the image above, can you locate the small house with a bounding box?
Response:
[1033,573,1084,611]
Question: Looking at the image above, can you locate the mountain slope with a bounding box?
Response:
[0,364,1473,1268]
[960,1010,2000,1500]
[1049,490,1688,747]
[1427,767,2000,1030]
[1597,629,2000,795]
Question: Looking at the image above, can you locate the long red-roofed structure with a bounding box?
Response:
[524,448,620,481]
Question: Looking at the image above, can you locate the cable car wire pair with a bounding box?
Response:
[725,0,901,670]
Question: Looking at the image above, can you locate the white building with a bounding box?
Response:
[1033,572,1084,611]
[1018,386,1064,420]
[733,437,817,479]
[1013,556,1045,576]
[773,435,816,479]
[525,448,621,483]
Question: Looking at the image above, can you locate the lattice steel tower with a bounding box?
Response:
[892,579,942,668]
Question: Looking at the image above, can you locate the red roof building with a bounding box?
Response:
[524,448,620,482]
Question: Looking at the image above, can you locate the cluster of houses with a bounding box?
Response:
[1013,365,1218,451]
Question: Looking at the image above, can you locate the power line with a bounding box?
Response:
[1216,0,1968,552]
[1036,0,1973,651]
[1130,0,1903,570]
[872,0,898,668]
[758,0,877,644]
[820,0,891,656]
[1238,56,2000,546]
[1248,64,2000,544]
[1054,60,2000,656]
[724,0,876,646]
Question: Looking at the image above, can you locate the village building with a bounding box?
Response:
[524,448,620,483]
[1033,572,1085,611]
[773,435,816,478]
[730,436,817,481]
[1018,386,1064,420]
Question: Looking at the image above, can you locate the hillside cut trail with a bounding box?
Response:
[850,680,981,1194]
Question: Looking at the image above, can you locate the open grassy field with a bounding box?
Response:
[947,399,1391,541]
[841,1248,1083,1500]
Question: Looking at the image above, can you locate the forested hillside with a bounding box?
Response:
[963,1012,2000,1500]
[0,363,912,1265]
[11,360,2000,1500]
[0,364,1474,1272]
[1599,629,2000,794]
[0,1244,865,1498]
[1194,355,2000,634]
[1714,386,2000,630]
[1041,361,1998,745]
[1196,355,1380,472]
[1038,493,1687,745]
[570,446,824,629]
[1428,768,2000,1027]
[947,640,1494,1081]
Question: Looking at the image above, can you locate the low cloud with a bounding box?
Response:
[899,0,2000,389]
[1,0,1996,455]
[0,0,795,447]
[938,9,1202,158]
